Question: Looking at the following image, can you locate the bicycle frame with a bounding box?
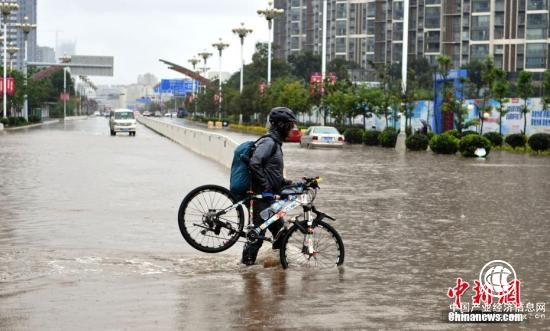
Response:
[215,190,317,241]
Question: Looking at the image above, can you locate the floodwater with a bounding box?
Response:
[1,117,549,330]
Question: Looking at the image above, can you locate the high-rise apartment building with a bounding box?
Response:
[37,46,55,63]
[0,0,37,70]
[274,0,550,81]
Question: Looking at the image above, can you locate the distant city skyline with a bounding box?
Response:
[36,0,271,85]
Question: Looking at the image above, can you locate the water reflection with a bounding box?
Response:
[1,118,549,330]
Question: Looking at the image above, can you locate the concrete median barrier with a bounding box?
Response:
[137,115,238,169]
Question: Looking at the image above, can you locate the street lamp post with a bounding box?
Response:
[197,50,212,90]
[59,54,71,119]
[16,16,36,121]
[188,56,200,117]
[257,0,284,86]
[232,22,253,94]
[6,42,17,71]
[212,38,229,119]
[0,1,18,119]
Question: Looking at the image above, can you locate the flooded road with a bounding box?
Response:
[1,117,549,330]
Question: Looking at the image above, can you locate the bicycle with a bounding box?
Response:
[177,177,345,269]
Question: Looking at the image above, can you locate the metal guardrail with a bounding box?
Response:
[137,115,238,169]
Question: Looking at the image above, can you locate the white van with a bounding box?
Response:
[109,109,137,136]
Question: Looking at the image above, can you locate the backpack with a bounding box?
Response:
[229,134,276,197]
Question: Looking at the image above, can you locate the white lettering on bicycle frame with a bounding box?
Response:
[259,198,299,231]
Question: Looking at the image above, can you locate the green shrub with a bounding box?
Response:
[426,132,435,141]
[229,124,267,135]
[462,130,479,137]
[505,133,527,148]
[379,128,398,148]
[405,133,429,151]
[343,128,364,144]
[8,117,17,126]
[0,117,8,126]
[483,132,503,146]
[443,129,461,139]
[429,134,459,154]
[363,130,381,146]
[528,133,550,151]
[334,125,363,134]
[16,117,28,126]
[28,115,41,123]
[459,135,492,157]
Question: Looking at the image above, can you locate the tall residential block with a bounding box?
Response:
[274,0,550,80]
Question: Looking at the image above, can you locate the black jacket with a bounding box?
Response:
[249,129,285,194]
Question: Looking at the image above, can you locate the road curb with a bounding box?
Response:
[4,119,60,131]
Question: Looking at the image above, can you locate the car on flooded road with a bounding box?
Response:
[300,126,345,148]
[109,109,137,136]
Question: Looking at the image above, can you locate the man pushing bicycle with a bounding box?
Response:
[241,107,297,266]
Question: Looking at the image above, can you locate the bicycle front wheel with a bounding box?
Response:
[178,185,244,253]
[280,220,345,269]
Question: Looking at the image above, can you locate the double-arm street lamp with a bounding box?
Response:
[232,22,253,94]
[59,53,71,119]
[0,1,18,118]
[212,38,229,119]
[15,15,36,121]
[188,56,200,115]
[257,0,284,86]
[197,50,211,96]
[6,41,17,71]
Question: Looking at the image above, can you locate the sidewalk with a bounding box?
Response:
[2,119,60,131]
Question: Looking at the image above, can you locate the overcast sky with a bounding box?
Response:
[37,0,271,85]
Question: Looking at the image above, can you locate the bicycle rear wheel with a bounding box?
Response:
[178,185,245,253]
[280,220,345,269]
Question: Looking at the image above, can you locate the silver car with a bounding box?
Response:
[300,126,345,148]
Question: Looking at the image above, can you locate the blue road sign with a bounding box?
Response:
[136,96,152,105]
[156,79,197,96]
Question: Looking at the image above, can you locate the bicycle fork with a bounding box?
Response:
[303,195,317,256]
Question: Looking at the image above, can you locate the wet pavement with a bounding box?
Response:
[1,117,549,330]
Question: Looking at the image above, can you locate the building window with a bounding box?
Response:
[495,0,505,11]
[290,8,301,21]
[291,0,301,7]
[336,20,347,35]
[393,2,404,20]
[290,22,300,35]
[471,15,490,40]
[367,20,375,35]
[393,22,403,41]
[367,37,375,52]
[426,31,440,52]
[526,14,548,39]
[470,44,489,61]
[472,0,490,12]
[291,36,300,50]
[525,43,547,68]
[392,43,403,62]
[335,38,346,53]
[367,2,375,17]
[336,3,347,19]
[425,7,441,29]
[527,0,548,9]
[425,0,441,4]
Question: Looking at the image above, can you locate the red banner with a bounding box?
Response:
[59,92,70,102]
[0,77,16,96]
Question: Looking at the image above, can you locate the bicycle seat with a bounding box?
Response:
[280,185,304,197]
